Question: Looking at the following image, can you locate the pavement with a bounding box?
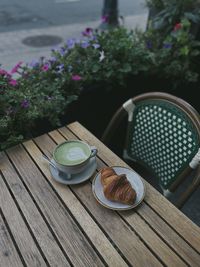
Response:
[0,13,148,71]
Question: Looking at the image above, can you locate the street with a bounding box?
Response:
[0,0,148,70]
[0,0,147,32]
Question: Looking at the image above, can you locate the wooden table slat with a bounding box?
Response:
[6,145,105,267]
[0,210,23,267]
[136,203,200,266]
[0,152,71,267]
[34,131,163,267]
[58,126,200,266]
[24,138,128,267]
[68,122,200,253]
[1,121,200,267]
[62,124,200,266]
[48,128,189,266]
[0,172,47,267]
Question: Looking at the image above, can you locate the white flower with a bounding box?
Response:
[99,50,105,62]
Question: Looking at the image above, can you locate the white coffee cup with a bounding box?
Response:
[53,140,97,179]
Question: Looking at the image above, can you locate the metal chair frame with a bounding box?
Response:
[102,92,200,208]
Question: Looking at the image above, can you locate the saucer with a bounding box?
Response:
[92,166,146,210]
[49,157,97,185]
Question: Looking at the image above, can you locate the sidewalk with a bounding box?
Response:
[0,13,148,71]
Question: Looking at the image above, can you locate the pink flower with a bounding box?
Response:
[0,69,7,75]
[10,61,23,74]
[173,23,182,31]
[0,69,10,77]
[72,75,82,81]
[101,15,109,23]
[42,64,49,71]
[9,79,18,86]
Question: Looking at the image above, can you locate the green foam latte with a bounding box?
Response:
[54,141,90,166]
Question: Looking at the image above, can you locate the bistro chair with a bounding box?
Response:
[101,92,200,208]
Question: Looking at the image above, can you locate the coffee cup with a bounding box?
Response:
[53,140,97,179]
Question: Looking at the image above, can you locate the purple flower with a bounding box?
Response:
[72,75,82,81]
[92,43,100,49]
[10,61,23,74]
[146,41,152,49]
[101,15,109,23]
[49,56,57,63]
[163,43,172,49]
[66,39,76,49]
[59,47,67,56]
[81,40,90,48]
[21,99,29,108]
[29,59,39,68]
[82,27,93,37]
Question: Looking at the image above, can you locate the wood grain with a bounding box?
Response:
[62,125,200,266]
[135,203,200,266]
[33,133,162,266]
[24,138,128,267]
[68,122,200,253]
[0,152,71,267]
[2,121,200,267]
[0,172,47,267]
[58,126,197,266]
[6,145,104,267]
[0,210,23,267]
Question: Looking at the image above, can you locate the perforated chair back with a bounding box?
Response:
[102,92,200,207]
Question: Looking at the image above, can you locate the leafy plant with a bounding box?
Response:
[1,20,200,150]
[0,61,77,150]
[146,0,200,38]
[144,18,200,82]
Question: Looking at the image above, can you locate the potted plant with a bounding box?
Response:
[146,0,200,39]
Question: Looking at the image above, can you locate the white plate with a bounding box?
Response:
[92,166,146,210]
[49,157,97,185]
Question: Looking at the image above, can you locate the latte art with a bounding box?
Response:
[66,147,88,161]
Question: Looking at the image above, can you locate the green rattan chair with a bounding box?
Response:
[102,92,200,208]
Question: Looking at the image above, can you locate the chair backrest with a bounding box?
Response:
[102,92,200,194]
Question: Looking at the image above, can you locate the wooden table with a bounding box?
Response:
[1,122,200,267]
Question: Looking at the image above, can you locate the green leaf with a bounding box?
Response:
[121,63,132,73]
[184,12,200,23]
[180,46,189,56]
[92,64,100,73]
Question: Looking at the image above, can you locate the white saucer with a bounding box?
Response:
[49,157,97,185]
[92,166,146,210]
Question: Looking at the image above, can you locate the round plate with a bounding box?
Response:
[49,157,97,185]
[92,166,146,210]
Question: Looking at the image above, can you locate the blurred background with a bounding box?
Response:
[0,0,148,70]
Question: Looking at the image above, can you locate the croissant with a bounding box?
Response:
[101,167,136,205]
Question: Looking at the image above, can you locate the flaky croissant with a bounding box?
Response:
[101,167,136,205]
